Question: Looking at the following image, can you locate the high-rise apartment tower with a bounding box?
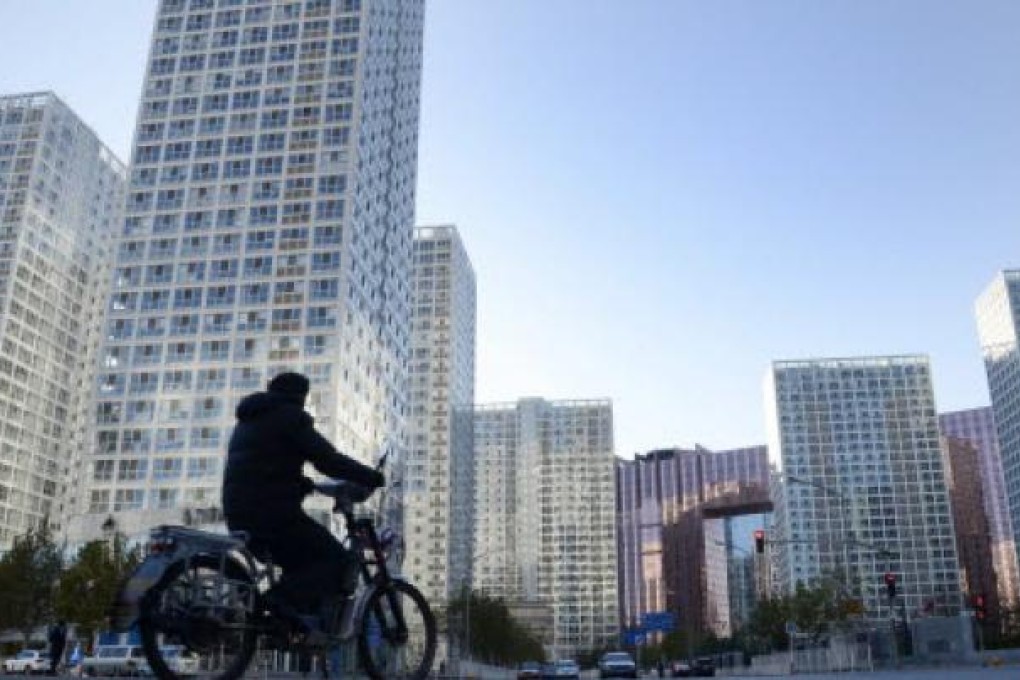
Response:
[406,225,475,606]
[976,271,1020,586]
[766,356,962,619]
[0,92,126,547]
[69,0,425,543]
[473,398,617,658]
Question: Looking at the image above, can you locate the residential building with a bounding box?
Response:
[976,271,1020,593]
[473,398,617,658]
[615,445,770,641]
[939,407,1019,609]
[405,225,475,607]
[766,356,963,620]
[67,0,425,544]
[0,92,126,547]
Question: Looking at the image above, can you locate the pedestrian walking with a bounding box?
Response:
[47,621,67,675]
[68,643,83,677]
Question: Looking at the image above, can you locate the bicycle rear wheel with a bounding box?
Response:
[357,580,436,680]
[139,555,260,680]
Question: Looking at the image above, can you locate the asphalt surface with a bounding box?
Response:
[1,668,1017,679]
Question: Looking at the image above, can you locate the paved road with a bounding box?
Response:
[2,669,1016,679]
[714,669,1017,680]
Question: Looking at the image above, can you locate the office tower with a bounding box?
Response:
[939,407,1019,609]
[405,225,475,608]
[976,271,1020,592]
[615,445,770,640]
[766,356,962,619]
[940,436,998,620]
[473,398,617,658]
[0,92,126,547]
[68,0,425,543]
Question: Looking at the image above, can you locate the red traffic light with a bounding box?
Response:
[884,572,897,598]
[753,530,765,554]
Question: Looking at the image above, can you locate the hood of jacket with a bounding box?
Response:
[235,391,298,421]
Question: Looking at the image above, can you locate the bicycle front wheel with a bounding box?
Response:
[357,580,436,680]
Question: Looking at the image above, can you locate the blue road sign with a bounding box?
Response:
[622,629,646,646]
[641,611,676,633]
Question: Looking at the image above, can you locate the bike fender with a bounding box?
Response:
[108,556,173,631]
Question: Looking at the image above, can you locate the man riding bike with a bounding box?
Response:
[221,372,384,636]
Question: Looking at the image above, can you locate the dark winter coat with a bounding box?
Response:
[222,391,382,526]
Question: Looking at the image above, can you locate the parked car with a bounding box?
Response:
[670,659,692,677]
[82,645,151,676]
[517,660,543,679]
[156,646,199,677]
[541,659,580,679]
[691,656,716,677]
[3,650,51,674]
[598,651,637,678]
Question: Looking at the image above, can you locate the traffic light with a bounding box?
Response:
[974,594,987,621]
[884,572,897,599]
[754,530,765,554]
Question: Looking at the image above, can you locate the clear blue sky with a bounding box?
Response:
[2,1,1019,457]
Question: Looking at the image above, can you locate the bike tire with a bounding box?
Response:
[139,554,259,680]
[357,580,437,680]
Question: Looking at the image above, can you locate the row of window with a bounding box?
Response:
[137,121,351,148]
[135,122,350,162]
[100,335,336,376]
[117,229,342,260]
[128,201,344,228]
[156,31,358,55]
[93,363,332,408]
[93,456,220,482]
[115,258,339,285]
[105,308,334,339]
[102,318,336,361]
[88,486,216,513]
[150,38,357,76]
[159,0,361,21]
[147,60,357,106]
[109,284,339,313]
[155,17,360,52]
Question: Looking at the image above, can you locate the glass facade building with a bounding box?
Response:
[939,406,1019,610]
[406,225,475,607]
[68,0,425,543]
[615,445,769,640]
[766,356,962,619]
[473,398,617,658]
[976,270,1020,592]
[0,92,126,547]
[939,435,999,622]
[722,512,770,632]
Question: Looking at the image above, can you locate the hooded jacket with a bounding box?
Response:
[222,391,382,524]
